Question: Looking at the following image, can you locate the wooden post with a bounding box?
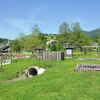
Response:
[0,54,3,71]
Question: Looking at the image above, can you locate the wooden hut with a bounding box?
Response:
[64,44,74,57]
[33,46,64,60]
[33,46,44,60]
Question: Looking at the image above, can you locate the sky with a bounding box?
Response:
[0,0,100,39]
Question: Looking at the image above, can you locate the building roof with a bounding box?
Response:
[0,45,10,52]
[33,46,44,50]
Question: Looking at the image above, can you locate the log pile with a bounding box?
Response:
[74,64,100,71]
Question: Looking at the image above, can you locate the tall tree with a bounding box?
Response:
[93,34,100,45]
[59,22,71,42]
[18,33,26,39]
[71,22,91,49]
[57,22,71,50]
[17,33,26,50]
[70,22,81,45]
[32,24,47,48]
[32,24,41,36]
[12,39,21,52]
[23,36,42,51]
[59,22,70,34]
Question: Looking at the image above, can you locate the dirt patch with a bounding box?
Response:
[0,74,26,83]
[9,74,26,82]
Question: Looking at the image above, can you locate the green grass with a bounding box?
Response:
[0,58,100,100]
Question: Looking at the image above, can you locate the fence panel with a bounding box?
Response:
[35,51,64,60]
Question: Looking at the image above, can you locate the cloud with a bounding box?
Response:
[0,3,50,39]
[0,17,47,39]
[4,18,46,32]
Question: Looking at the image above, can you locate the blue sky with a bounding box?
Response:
[0,0,100,39]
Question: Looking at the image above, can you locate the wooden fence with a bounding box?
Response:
[34,51,64,60]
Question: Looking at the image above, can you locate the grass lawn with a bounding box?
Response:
[0,58,100,100]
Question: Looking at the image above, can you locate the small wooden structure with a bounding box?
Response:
[64,45,74,57]
[33,46,44,52]
[33,46,44,60]
[33,46,64,60]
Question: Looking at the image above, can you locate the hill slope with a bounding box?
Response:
[85,28,100,37]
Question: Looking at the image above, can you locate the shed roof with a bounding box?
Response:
[33,46,44,50]
[0,45,10,52]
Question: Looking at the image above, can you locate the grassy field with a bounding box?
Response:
[0,58,100,100]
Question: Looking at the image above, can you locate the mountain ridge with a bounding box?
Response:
[84,28,100,37]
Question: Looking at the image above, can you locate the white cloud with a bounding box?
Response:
[0,3,50,39]
[4,18,45,32]
[0,17,47,39]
